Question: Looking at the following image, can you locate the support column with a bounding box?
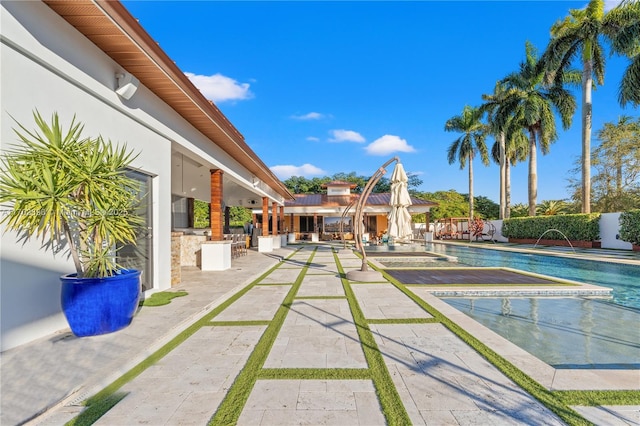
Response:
[210,169,223,241]
[290,213,294,232]
[262,197,269,236]
[272,202,278,235]
[280,205,285,233]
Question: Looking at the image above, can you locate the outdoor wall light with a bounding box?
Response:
[115,72,139,100]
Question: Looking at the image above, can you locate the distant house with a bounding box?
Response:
[0,0,292,351]
[253,181,437,241]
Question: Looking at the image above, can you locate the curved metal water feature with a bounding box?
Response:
[346,156,399,282]
[533,229,576,253]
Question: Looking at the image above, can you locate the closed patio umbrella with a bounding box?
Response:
[388,162,413,240]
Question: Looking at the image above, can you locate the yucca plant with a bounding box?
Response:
[0,111,143,278]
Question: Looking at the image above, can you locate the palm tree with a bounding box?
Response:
[489,122,529,219]
[445,105,489,220]
[481,82,529,219]
[481,83,508,219]
[537,200,569,215]
[604,0,640,107]
[499,42,577,216]
[540,0,639,213]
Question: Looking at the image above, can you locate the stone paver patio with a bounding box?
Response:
[2,243,638,425]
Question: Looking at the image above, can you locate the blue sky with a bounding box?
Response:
[123,0,636,205]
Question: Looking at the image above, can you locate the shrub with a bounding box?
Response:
[619,210,640,245]
[502,214,601,241]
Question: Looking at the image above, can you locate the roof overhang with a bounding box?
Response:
[42,0,294,201]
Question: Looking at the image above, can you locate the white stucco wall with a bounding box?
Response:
[0,1,261,350]
[600,212,633,250]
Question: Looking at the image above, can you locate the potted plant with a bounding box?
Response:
[0,111,144,336]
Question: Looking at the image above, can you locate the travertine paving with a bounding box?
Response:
[352,283,432,320]
[237,380,386,425]
[264,298,367,369]
[371,322,564,425]
[96,326,266,425]
[4,242,637,426]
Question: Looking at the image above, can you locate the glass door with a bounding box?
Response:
[118,169,154,292]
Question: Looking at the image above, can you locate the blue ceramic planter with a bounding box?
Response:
[60,269,141,337]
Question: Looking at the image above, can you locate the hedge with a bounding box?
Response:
[502,214,601,241]
[619,210,640,245]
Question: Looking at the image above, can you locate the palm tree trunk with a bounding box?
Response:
[505,158,511,218]
[468,155,474,218]
[499,132,506,219]
[528,129,537,216]
[582,58,593,213]
[468,154,474,241]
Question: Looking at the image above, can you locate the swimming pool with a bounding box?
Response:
[424,242,640,309]
[408,242,640,369]
[443,296,640,369]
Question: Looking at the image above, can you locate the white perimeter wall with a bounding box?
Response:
[0,1,250,351]
[489,213,634,249]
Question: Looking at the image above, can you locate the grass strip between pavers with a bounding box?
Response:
[67,392,128,426]
[374,265,594,426]
[207,320,271,327]
[554,389,640,406]
[255,282,293,286]
[66,248,303,426]
[259,368,371,380]
[366,318,439,325]
[294,295,347,300]
[207,248,315,425]
[333,252,412,426]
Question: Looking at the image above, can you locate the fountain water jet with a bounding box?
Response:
[533,229,576,253]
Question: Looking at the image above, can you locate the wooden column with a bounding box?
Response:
[209,169,223,241]
[313,212,318,232]
[290,213,294,232]
[262,197,269,236]
[272,202,278,235]
[280,206,285,233]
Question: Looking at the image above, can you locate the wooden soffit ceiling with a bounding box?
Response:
[42,0,293,201]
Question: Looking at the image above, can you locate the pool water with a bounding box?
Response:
[443,297,640,369]
[425,243,640,309]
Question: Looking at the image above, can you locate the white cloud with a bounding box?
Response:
[328,129,365,143]
[365,135,416,156]
[291,112,324,120]
[185,72,253,102]
[270,163,326,179]
[306,136,320,142]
